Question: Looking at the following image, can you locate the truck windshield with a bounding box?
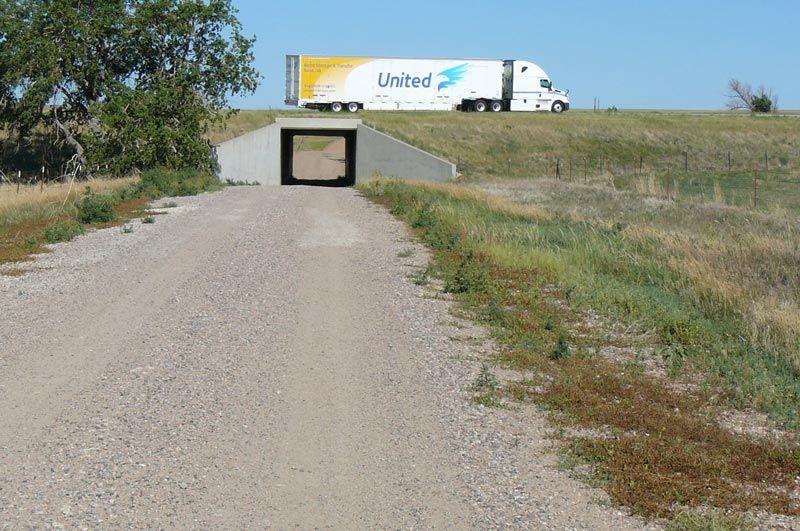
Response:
[540,79,551,89]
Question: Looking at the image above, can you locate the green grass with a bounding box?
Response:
[667,508,755,531]
[359,178,800,521]
[293,135,339,152]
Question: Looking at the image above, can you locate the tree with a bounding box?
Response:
[726,79,778,113]
[0,0,258,174]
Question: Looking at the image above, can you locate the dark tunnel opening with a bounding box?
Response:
[281,129,356,186]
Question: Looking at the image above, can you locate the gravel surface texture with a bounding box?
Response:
[0,186,656,529]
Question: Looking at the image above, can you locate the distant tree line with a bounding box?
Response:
[0,0,259,176]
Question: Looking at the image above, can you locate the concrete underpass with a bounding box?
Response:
[215,118,456,186]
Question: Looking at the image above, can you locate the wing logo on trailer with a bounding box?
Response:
[436,63,468,91]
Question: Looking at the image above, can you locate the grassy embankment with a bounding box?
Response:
[0,169,221,271]
[360,179,800,523]
[216,109,800,211]
[364,111,800,211]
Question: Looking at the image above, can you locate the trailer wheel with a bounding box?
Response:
[347,102,359,113]
[474,100,488,113]
[330,102,343,113]
[551,101,565,113]
[490,100,503,112]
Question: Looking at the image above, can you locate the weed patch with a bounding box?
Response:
[471,364,501,407]
[44,220,84,243]
[76,193,116,224]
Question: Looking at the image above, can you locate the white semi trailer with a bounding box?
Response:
[285,55,570,113]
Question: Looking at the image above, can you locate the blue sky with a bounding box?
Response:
[230,0,799,110]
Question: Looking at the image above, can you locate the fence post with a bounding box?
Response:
[583,157,588,184]
[728,151,732,171]
[638,155,643,176]
[753,167,759,208]
[684,151,688,172]
[764,150,769,172]
[569,158,573,181]
[556,158,561,180]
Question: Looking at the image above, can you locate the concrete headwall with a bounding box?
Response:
[355,124,455,183]
[215,118,455,186]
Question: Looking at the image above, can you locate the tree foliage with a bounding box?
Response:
[0,0,258,174]
[726,79,777,113]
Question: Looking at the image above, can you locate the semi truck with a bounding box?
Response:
[285,55,570,113]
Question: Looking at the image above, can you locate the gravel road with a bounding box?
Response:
[0,186,655,529]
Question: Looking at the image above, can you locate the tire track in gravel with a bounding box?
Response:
[0,186,654,529]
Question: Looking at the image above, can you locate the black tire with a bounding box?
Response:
[474,100,488,113]
[551,101,565,113]
[330,102,343,113]
[490,100,503,112]
[347,102,359,113]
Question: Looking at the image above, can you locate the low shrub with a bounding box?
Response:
[76,193,116,224]
[44,220,84,243]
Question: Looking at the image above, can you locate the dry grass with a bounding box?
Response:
[0,178,136,215]
[0,177,137,268]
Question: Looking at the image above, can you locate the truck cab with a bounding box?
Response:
[502,60,570,112]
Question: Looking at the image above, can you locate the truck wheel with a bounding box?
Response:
[474,100,487,113]
[347,102,359,113]
[330,102,343,113]
[551,101,565,113]
[490,100,503,112]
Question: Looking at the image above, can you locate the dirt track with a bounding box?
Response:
[292,137,346,181]
[0,187,652,529]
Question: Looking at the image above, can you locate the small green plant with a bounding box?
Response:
[397,249,415,258]
[142,215,155,224]
[550,334,572,360]
[412,265,432,286]
[161,201,179,208]
[472,363,501,407]
[44,220,84,243]
[76,193,116,224]
[444,251,487,294]
[121,224,134,234]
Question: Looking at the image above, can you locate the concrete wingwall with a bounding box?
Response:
[215,118,455,186]
[216,123,281,185]
[355,124,455,183]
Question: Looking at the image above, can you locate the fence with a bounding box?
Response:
[455,148,800,212]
